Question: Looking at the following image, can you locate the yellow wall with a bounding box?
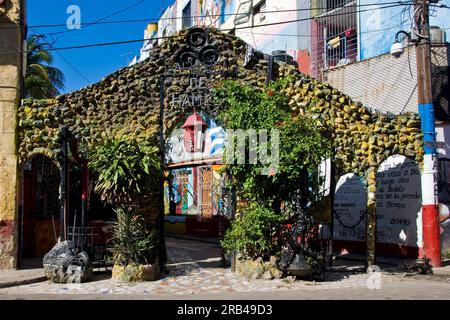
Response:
[0,0,24,269]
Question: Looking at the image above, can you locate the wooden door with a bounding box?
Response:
[200,167,213,219]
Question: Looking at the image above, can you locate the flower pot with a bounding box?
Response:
[111,261,160,282]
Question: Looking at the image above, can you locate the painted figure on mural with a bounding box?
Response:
[197,0,222,28]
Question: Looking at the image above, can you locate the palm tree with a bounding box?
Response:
[25,35,65,99]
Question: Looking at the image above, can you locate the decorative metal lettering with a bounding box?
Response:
[176,28,219,69]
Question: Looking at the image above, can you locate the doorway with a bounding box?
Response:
[20,155,60,264]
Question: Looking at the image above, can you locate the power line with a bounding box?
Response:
[27,27,91,86]
[1,1,414,31]
[0,3,421,54]
[238,23,409,38]
[54,51,91,85]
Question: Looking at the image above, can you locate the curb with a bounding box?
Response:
[0,276,47,289]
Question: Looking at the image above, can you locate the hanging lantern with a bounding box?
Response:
[181,111,207,153]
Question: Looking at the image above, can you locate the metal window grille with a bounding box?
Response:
[311,0,357,80]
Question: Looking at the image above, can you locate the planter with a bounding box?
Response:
[234,255,283,280]
[112,261,160,282]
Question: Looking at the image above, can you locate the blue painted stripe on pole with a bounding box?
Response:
[419,103,436,155]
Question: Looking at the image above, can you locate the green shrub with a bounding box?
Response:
[221,203,284,260]
[89,136,160,206]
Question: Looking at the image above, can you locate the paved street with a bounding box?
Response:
[0,236,450,300]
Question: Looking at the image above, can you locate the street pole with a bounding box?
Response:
[59,126,69,242]
[415,0,442,267]
[159,75,167,273]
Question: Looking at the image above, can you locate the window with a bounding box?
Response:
[182,1,192,29]
[234,0,252,26]
[253,0,266,25]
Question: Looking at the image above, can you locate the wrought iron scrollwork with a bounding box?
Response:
[199,45,220,67]
[279,192,325,277]
[176,28,219,69]
[176,48,198,69]
[187,28,208,49]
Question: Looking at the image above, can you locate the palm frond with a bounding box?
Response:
[24,34,65,98]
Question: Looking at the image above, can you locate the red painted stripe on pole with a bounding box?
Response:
[422,204,442,267]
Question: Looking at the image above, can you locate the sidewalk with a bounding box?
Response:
[0,269,47,289]
[333,253,450,279]
[432,260,450,278]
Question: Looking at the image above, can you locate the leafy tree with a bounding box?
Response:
[213,78,331,265]
[213,78,331,212]
[25,35,65,98]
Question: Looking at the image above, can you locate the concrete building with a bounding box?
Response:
[130,23,159,65]
[0,0,26,269]
[132,0,313,70]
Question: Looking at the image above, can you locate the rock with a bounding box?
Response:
[43,240,92,283]
[287,253,313,278]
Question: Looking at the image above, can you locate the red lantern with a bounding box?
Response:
[181,111,207,153]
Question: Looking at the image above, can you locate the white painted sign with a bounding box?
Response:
[334,173,367,241]
[376,155,422,247]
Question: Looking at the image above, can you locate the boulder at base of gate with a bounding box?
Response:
[43,240,92,283]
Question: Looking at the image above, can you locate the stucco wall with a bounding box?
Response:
[324,45,449,116]
[0,0,24,269]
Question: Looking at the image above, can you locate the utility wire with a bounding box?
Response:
[238,23,409,38]
[1,1,415,31]
[0,3,423,54]
[28,27,91,86]
[54,51,91,85]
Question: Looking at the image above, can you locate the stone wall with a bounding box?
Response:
[0,0,24,269]
[14,28,424,267]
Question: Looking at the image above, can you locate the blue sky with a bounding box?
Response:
[27,0,169,94]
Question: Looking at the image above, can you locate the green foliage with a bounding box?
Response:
[213,78,331,207]
[25,35,65,99]
[89,136,160,206]
[221,203,284,259]
[110,207,156,266]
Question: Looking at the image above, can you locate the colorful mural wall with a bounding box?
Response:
[164,112,226,236]
[222,0,237,24]
[158,1,178,44]
[166,114,226,164]
[359,0,450,60]
[197,0,222,28]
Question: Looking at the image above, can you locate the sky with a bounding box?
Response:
[27,0,169,94]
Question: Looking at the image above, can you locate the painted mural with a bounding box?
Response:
[333,173,367,242]
[359,0,450,60]
[164,166,224,217]
[166,112,226,164]
[197,0,222,28]
[167,167,195,215]
[222,0,237,24]
[158,2,178,42]
[164,112,226,223]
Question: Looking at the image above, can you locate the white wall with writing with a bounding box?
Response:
[334,173,367,242]
[376,155,422,248]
